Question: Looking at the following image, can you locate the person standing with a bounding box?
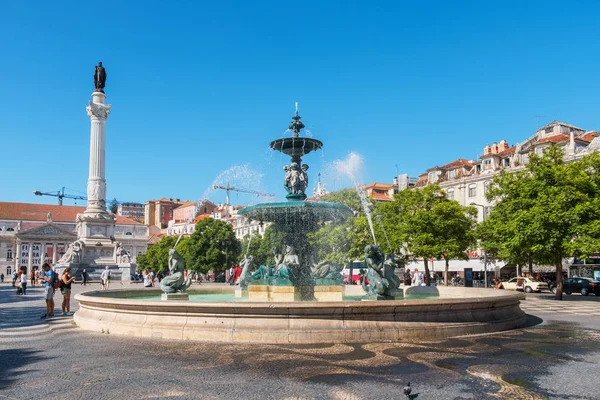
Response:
[233,264,242,285]
[403,268,412,286]
[0,273,4,283]
[60,267,76,315]
[413,268,424,286]
[39,263,55,318]
[80,268,88,286]
[100,266,111,290]
[30,270,35,287]
[11,271,17,287]
[20,271,28,295]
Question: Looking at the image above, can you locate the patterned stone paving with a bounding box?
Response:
[1,283,599,400]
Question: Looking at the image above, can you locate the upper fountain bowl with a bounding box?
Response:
[270,137,323,158]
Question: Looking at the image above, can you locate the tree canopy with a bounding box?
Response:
[185,218,241,274]
[380,184,477,285]
[136,235,184,273]
[481,145,600,299]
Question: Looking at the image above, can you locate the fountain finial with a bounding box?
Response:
[289,103,305,138]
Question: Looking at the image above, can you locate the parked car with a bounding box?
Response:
[501,277,548,293]
[562,277,600,296]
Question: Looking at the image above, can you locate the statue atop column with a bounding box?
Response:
[94,62,107,92]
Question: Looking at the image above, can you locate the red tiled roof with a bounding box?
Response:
[0,202,141,225]
[370,193,393,201]
[440,158,474,170]
[535,134,569,145]
[192,214,211,223]
[174,201,196,209]
[582,131,599,142]
[364,182,394,189]
[496,146,516,157]
[415,175,428,187]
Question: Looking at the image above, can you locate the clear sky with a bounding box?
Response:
[1,1,599,207]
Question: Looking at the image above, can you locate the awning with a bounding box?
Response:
[405,259,503,273]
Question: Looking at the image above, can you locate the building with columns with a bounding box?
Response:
[0,202,148,277]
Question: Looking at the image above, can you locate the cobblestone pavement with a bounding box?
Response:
[1,283,599,400]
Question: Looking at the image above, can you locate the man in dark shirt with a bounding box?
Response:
[403,269,412,286]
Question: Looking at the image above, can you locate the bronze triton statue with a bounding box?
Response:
[94,62,107,92]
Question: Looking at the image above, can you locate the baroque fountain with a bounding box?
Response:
[237,105,354,301]
[74,106,527,344]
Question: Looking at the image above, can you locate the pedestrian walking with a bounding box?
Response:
[100,266,111,290]
[39,263,55,318]
[60,267,76,315]
[0,273,4,283]
[20,271,27,295]
[80,268,88,286]
[11,271,17,287]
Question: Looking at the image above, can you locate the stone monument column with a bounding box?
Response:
[74,62,117,266]
[83,91,111,217]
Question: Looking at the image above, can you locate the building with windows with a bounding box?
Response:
[0,202,148,277]
[144,198,184,230]
[415,121,600,222]
[405,120,600,277]
[117,202,144,221]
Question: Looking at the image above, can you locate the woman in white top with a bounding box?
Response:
[20,271,28,294]
[413,268,424,286]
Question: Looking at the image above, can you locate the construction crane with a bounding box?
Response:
[212,184,274,205]
[33,187,87,206]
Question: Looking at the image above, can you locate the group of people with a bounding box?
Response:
[4,264,113,318]
[38,263,76,318]
[402,268,428,286]
[226,264,242,285]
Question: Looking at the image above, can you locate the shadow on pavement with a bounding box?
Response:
[521,314,544,328]
[0,348,48,390]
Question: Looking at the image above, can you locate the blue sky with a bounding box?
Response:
[1,1,599,207]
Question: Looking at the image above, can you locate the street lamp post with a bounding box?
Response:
[470,202,488,288]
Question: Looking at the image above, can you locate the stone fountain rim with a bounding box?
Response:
[73,287,527,343]
[75,287,525,310]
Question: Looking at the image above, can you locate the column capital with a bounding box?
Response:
[86,101,112,119]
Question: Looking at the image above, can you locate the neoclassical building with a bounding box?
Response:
[0,202,148,277]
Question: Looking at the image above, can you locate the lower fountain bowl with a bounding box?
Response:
[74,286,526,344]
[237,201,353,228]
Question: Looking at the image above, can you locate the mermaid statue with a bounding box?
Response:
[160,249,192,294]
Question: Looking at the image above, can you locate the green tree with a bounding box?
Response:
[436,201,478,285]
[109,198,119,214]
[381,184,477,286]
[136,235,184,273]
[257,225,286,266]
[308,188,386,264]
[240,232,268,266]
[185,218,240,274]
[483,145,600,300]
